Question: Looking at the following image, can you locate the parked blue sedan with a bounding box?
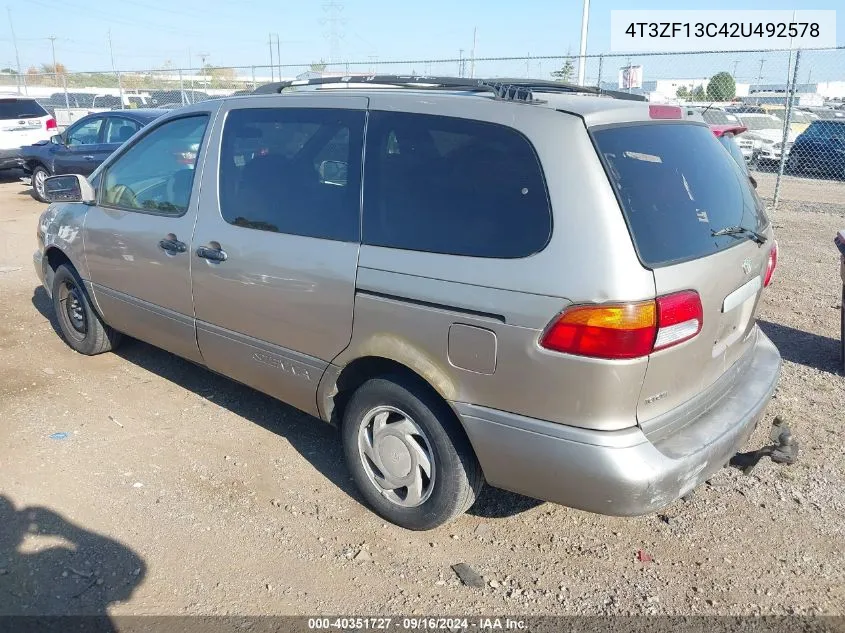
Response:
[20,109,163,202]
[787,120,845,180]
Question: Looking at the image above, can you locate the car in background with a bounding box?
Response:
[798,107,845,120]
[710,123,758,188]
[736,113,796,164]
[20,109,162,201]
[694,107,756,165]
[148,90,210,108]
[787,119,845,179]
[767,107,816,134]
[0,96,57,171]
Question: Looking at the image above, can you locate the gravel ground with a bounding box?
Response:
[0,172,844,618]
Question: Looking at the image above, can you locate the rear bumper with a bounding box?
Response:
[454,327,781,516]
[0,148,23,170]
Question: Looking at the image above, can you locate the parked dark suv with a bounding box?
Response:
[787,120,845,179]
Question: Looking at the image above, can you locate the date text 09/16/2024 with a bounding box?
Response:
[307,618,528,630]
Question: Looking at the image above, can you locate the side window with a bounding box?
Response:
[104,117,141,144]
[67,118,103,146]
[363,111,551,258]
[101,115,208,216]
[219,107,364,242]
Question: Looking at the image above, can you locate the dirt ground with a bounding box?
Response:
[1,171,844,618]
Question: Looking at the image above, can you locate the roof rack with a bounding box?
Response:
[253,75,647,102]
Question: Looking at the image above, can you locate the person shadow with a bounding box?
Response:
[0,494,146,631]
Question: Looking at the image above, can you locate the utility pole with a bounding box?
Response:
[470,27,477,78]
[577,0,590,85]
[275,33,281,81]
[48,35,58,85]
[107,30,125,109]
[458,49,464,77]
[731,59,739,80]
[756,58,766,105]
[187,47,194,101]
[6,8,24,94]
[268,34,275,82]
[526,52,530,77]
[198,52,210,89]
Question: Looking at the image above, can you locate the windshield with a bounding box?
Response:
[699,109,739,125]
[739,115,782,131]
[770,110,813,124]
[594,123,767,266]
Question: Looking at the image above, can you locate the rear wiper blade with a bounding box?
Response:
[711,225,767,244]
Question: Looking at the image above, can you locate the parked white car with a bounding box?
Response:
[738,113,796,163]
[0,96,57,171]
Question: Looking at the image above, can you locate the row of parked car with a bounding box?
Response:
[691,104,845,179]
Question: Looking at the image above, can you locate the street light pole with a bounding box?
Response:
[577,0,590,86]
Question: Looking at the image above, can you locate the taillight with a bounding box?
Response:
[540,291,703,360]
[539,301,657,360]
[763,241,778,287]
[654,291,703,350]
[45,118,57,130]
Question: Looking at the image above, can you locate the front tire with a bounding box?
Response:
[31,165,50,203]
[341,376,483,530]
[51,264,121,355]
[786,153,802,175]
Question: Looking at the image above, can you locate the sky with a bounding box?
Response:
[3,0,844,81]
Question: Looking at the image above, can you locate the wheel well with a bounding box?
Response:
[44,247,72,289]
[330,356,453,427]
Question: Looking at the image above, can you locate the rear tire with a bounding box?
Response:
[341,375,484,530]
[51,264,121,355]
[31,165,50,203]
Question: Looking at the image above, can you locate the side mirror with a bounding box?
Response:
[43,174,96,204]
[50,134,63,145]
[749,175,758,189]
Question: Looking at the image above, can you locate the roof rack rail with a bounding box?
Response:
[252,74,647,103]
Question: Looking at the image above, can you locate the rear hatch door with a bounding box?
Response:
[0,98,51,150]
[593,122,774,431]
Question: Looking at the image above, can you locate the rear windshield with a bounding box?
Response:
[0,98,47,119]
[594,123,767,267]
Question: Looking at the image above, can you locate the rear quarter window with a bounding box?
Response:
[363,111,551,258]
[594,123,767,267]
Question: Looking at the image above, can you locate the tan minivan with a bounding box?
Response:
[35,77,782,529]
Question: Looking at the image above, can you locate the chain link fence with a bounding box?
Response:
[1,47,842,209]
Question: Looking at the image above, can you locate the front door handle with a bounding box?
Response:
[196,242,228,262]
[158,234,187,254]
[83,155,96,160]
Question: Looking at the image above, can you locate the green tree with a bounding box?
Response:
[691,85,707,101]
[551,58,575,83]
[309,60,327,72]
[707,71,736,101]
[676,86,690,99]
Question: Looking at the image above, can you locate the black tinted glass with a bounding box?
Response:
[719,134,749,174]
[594,123,767,267]
[0,99,47,119]
[363,111,551,258]
[219,108,364,242]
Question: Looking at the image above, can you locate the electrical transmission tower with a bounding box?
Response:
[321,0,346,64]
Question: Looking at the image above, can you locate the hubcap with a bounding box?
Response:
[60,281,87,336]
[357,405,435,508]
[35,170,46,197]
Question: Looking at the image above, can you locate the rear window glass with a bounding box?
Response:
[0,98,47,119]
[594,123,767,267]
[363,111,551,258]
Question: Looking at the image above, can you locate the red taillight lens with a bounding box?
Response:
[45,118,57,130]
[654,290,703,350]
[539,301,657,360]
[764,241,778,287]
[541,291,703,359]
